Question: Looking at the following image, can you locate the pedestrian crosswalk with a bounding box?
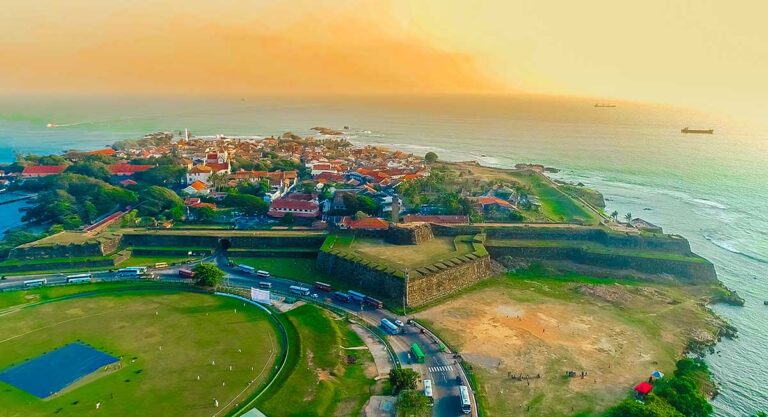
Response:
[428,365,455,373]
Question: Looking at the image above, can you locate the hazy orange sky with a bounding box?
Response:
[1,0,766,117]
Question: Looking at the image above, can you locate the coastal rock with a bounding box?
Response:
[311,126,344,136]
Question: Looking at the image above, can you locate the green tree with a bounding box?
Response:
[389,368,419,394]
[424,151,438,163]
[193,206,216,222]
[396,389,431,417]
[610,210,619,221]
[605,395,684,417]
[625,212,633,222]
[134,165,186,186]
[193,263,225,287]
[223,194,268,215]
[280,212,295,226]
[66,162,111,182]
[168,205,185,222]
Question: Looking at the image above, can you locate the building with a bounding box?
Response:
[339,216,390,230]
[86,148,117,156]
[267,198,320,219]
[187,165,213,185]
[108,164,154,177]
[182,180,210,195]
[21,165,67,178]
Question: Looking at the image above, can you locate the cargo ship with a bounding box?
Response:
[594,104,616,108]
[681,127,714,134]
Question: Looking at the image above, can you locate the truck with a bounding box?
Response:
[380,318,400,335]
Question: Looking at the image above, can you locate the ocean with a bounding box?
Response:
[1,95,766,414]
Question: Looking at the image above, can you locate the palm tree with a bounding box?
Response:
[624,212,632,222]
[610,210,619,221]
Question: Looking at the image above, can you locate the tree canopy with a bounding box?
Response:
[389,368,419,394]
[424,151,438,163]
[193,263,225,287]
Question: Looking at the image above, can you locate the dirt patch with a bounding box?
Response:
[417,284,686,416]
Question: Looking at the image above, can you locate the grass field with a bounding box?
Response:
[416,273,724,417]
[117,255,203,268]
[0,288,279,417]
[515,172,600,224]
[257,304,376,417]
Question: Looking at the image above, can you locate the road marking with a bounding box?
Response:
[429,365,454,373]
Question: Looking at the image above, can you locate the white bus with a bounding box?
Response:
[256,270,270,278]
[23,278,47,287]
[258,281,272,289]
[423,379,434,406]
[66,273,93,283]
[123,266,147,274]
[117,268,141,277]
[238,264,256,274]
[459,385,472,415]
[289,285,311,296]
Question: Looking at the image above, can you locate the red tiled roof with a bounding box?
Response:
[207,163,230,172]
[108,164,153,175]
[312,163,332,171]
[477,196,514,208]
[190,165,212,173]
[189,180,208,191]
[268,198,320,218]
[341,217,390,230]
[21,165,67,176]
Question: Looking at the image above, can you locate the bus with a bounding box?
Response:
[314,281,332,292]
[289,285,311,296]
[459,385,472,414]
[116,268,141,277]
[256,270,270,278]
[123,267,147,274]
[23,278,47,287]
[364,295,383,309]
[238,264,256,274]
[333,291,351,303]
[423,379,434,406]
[66,273,93,283]
[178,268,195,279]
[410,343,425,363]
[380,318,400,335]
[348,290,366,304]
[258,281,272,289]
[154,262,168,269]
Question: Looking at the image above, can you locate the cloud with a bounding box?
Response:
[0,1,501,95]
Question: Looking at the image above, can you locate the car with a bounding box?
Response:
[455,375,463,385]
[311,293,319,299]
[394,319,404,327]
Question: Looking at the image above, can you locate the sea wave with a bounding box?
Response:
[693,198,728,210]
[704,235,768,265]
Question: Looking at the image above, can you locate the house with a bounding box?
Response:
[187,165,213,185]
[183,180,210,195]
[206,152,228,165]
[21,165,67,178]
[309,162,337,177]
[476,196,515,212]
[339,216,390,230]
[267,198,320,219]
[108,164,154,177]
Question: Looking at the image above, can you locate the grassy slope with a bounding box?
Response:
[416,270,722,417]
[517,172,600,224]
[257,304,375,417]
[0,289,278,417]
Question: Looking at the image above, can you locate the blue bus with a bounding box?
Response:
[380,318,400,335]
[333,291,351,303]
[348,290,366,303]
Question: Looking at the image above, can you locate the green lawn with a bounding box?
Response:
[230,256,362,292]
[117,255,203,267]
[484,239,708,263]
[257,304,375,417]
[0,289,279,417]
[511,171,600,224]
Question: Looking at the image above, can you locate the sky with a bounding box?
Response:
[1,0,766,118]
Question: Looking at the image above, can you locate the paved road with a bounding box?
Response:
[0,257,478,417]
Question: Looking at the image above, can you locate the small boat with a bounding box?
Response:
[47,123,57,128]
[763,300,768,306]
[681,127,714,134]
[594,104,616,108]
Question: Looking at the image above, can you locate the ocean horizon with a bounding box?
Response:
[1,94,766,415]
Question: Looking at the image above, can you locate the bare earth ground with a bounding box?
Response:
[416,278,723,417]
[352,237,471,269]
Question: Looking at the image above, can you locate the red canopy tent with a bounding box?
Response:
[634,381,654,396]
